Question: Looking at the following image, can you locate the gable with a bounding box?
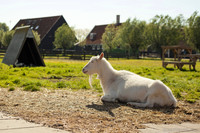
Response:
[85,23,122,46]
[85,24,107,45]
[12,15,63,40]
[2,26,45,67]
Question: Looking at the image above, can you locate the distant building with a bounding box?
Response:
[83,15,122,51]
[13,15,74,50]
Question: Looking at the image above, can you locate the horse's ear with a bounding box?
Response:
[98,52,104,60]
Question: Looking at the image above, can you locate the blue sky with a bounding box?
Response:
[1,0,200,30]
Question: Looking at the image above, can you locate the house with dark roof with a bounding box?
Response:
[13,15,74,50]
[83,15,122,52]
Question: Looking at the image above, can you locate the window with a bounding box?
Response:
[92,45,96,50]
[97,45,100,50]
[35,26,39,30]
[90,33,96,41]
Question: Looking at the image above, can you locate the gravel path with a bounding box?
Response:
[0,88,200,133]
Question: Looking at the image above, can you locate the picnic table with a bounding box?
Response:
[162,54,200,70]
[161,43,199,70]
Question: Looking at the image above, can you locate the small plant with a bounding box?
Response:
[56,81,66,88]
[186,99,196,103]
[23,85,40,92]
[12,79,20,84]
[9,87,15,91]
[50,75,62,79]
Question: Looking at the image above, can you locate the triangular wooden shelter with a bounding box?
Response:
[2,26,45,67]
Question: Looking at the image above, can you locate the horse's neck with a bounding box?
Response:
[98,61,116,90]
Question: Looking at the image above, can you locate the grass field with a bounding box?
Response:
[0,58,200,103]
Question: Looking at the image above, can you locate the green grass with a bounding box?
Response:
[0,58,200,103]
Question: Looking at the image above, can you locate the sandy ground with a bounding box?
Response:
[0,88,200,133]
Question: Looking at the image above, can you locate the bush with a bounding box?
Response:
[56,82,66,88]
[23,85,40,92]
[8,87,15,91]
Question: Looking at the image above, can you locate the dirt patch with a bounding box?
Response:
[0,88,200,133]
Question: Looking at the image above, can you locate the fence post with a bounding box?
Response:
[84,51,86,60]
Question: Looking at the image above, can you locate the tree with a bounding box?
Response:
[118,18,146,58]
[74,28,90,45]
[53,24,77,50]
[0,23,9,32]
[0,30,4,48]
[2,30,15,47]
[32,30,41,45]
[102,24,119,52]
[145,15,184,55]
[186,11,200,51]
[0,22,9,48]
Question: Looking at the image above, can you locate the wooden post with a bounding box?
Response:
[84,51,86,60]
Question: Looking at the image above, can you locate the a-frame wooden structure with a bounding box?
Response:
[2,26,45,67]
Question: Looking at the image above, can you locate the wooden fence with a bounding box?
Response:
[0,49,160,60]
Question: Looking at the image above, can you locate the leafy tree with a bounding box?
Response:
[0,30,4,48]
[145,15,184,55]
[186,11,200,51]
[0,22,9,32]
[118,18,146,58]
[102,24,119,52]
[74,28,90,45]
[32,30,41,45]
[53,24,77,50]
[2,30,15,47]
[0,22,9,48]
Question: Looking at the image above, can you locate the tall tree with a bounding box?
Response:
[53,24,77,50]
[102,24,119,52]
[74,28,90,44]
[0,23,9,32]
[0,22,9,48]
[186,11,200,51]
[32,30,41,45]
[2,30,15,47]
[145,15,184,55]
[0,30,4,48]
[118,18,146,58]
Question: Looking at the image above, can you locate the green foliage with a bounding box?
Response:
[145,15,184,54]
[0,22,9,32]
[186,11,200,51]
[102,24,120,52]
[118,18,146,58]
[24,85,40,92]
[32,30,41,45]
[2,30,15,47]
[56,81,66,88]
[0,30,4,47]
[53,24,77,50]
[8,87,15,91]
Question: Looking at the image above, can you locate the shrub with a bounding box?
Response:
[23,85,40,92]
[56,82,66,88]
[12,79,21,84]
[8,87,15,91]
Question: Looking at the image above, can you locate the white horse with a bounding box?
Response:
[82,53,177,108]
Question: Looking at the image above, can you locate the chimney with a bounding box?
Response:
[116,15,120,26]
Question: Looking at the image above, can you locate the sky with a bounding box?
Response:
[1,0,200,30]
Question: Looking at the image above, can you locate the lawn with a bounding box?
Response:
[0,58,199,103]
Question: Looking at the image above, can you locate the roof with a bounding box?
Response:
[12,15,63,40]
[85,23,122,45]
[2,26,45,66]
[161,41,192,50]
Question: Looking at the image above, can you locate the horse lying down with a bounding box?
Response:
[82,53,177,108]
